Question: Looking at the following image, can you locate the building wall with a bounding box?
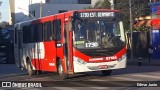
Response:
[9,0,114,24]
[29,0,45,4]
[46,0,78,4]
[9,0,15,25]
[9,0,47,24]
[9,0,29,24]
[29,3,90,19]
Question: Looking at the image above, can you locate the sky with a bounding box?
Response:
[0,0,9,22]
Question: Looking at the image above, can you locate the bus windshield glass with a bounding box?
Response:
[73,18,124,49]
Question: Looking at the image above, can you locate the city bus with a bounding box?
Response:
[14,9,126,80]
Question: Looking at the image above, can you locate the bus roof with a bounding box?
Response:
[78,9,120,12]
[15,9,120,25]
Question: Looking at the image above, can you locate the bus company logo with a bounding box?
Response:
[106,56,117,60]
[2,82,11,87]
[89,56,117,61]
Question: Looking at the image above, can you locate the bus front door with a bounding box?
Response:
[64,21,73,74]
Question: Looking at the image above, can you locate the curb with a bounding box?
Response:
[127,58,160,66]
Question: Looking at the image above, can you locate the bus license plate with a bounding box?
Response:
[98,65,108,69]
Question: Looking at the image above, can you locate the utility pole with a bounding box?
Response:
[40,1,42,18]
[110,0,114,10]
[129,0,133,60]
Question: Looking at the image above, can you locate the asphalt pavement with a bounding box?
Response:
[0,64,27,77]
[0,58,159,77]
[0,59,160,90]
[127,58,160,66]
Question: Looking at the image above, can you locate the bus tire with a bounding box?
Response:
[57,60,68,80]
[101,70,112,76]
[27,60,36,76]
[36,70,42,75]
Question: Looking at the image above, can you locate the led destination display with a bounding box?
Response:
[80,12,114,18]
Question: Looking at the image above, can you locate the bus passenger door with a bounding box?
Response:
[14,28,22,68]
[64,21,73,74]
[18,30,23,68]
[14,28,19,67]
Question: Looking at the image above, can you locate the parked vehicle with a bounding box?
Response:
[0,28,14,64]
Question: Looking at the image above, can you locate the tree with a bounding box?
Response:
[114,0,150,31]
[85,0,111,9]
[0,21,9,28]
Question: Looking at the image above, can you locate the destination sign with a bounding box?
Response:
[80,12,114,18]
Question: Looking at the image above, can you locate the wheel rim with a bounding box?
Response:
[58,63,63,76]
[28,63,32,75]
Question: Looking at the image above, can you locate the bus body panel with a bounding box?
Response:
[73,47,126,73]
[73,56,126,73]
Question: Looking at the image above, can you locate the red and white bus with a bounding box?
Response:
[14,9,126,79]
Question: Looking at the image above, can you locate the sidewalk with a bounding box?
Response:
[127,58,160,66]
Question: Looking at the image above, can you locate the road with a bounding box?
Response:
[0,64,160,90]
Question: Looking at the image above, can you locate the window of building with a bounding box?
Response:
[78,0,91,4]
[59,10,67,13]
[33,10,35,17]
[46,0,52,4]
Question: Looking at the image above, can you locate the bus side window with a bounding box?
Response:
[34,24,38,42]
[26,26,30,43]
[29,25,35,43]
[22,25,29,44]
[44,21,52,41]
[51,21,55,40]
[37,23,43,42]
[53,19,61,41]
[14,27,17,44]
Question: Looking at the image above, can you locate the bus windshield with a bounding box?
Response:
[73,18,124,49]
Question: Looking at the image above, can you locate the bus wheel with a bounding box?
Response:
[101,70,112,76]
[36,70,42,75]
[57,60,67,80]
[27,61,36,76]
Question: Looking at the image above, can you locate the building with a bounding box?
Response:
[28,0,91,20]
[9,0,114,24]
[9,0,47,24]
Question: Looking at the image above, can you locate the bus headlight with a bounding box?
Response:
[74,57,87,65]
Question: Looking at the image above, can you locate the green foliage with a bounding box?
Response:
[85,0,111,9]
[134,26,150,31]
[85,0,150,32]
[114,0,150,31]
[0,21,9,28]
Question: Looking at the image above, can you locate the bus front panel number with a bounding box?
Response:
[85,42,98,48]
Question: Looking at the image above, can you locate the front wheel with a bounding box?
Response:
[57,60,68,80]
[101,70,112,76]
